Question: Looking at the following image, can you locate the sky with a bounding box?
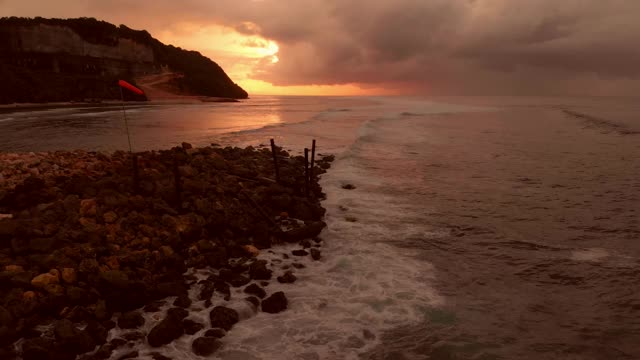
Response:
[2,0,640,96]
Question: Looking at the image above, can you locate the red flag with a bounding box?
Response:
[118,80,144,95]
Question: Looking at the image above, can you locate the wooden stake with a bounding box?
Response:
[310,139,316,183]
[304,148,309,198]
[270,139,280,183]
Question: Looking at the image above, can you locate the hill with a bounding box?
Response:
[0,17,249,104]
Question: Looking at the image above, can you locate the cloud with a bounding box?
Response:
[3,0,640,94]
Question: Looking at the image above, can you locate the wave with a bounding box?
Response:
[563,109,640,135]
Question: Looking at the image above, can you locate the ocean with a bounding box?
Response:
[1,96,639,359]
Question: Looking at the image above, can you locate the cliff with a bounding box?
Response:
[0,17,249,104]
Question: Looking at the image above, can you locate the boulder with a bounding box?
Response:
[209,306,239,331]
[182,319,204,335]
[243,283,266,299]
[204,328,226,338]
[277,271,297,284]
[31,272,59,289]
[292,249,308,257]
[147,312,184,347]
[167,307,189,320]
[117,311,145,329]
[80,199,97,217]
[192,337,222,357]
[54,319,96,355]
[248,260,272,280]
[22,337,54,360]
[0,306,13,327]
[282,221,326,243]
[61,268,78,284]
[261,292,288,314]
[173,295,192,308]
[310,248,321,261]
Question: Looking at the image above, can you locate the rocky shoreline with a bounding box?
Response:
[0,143,333,359]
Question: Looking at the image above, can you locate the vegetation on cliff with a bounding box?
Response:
[0,17,248,104]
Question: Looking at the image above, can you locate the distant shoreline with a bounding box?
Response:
[0,97,241,114]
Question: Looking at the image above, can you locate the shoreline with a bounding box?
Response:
[0,143,333,359]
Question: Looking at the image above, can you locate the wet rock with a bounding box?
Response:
[204,328,226,338]
[277,271,297,284]
[22,337,54,360]
[310,248,321,261]
[61,268,77,284]
[31,271,59,288]
[117,311,145,329]
[122,332,145,341]
[342,184,356,190]
[245,296,260,309]
[282,221,326,243]
[214,280,231,300]
[28,237,56,253]
[115,351,139,360]
[94,300,110,321]
[150,352,173,360]
[249,260,272,280]
[209,306,239,331]
[67,286,89,305]
[228,274,251,287]
[291,249,308,257]
[192,337,222,357]
[173,295,192,308]
[261,291,288,314]
[80,199,97,217]
[147,312,185,347]
[300,239,312,248]
[182,319,205,335]
[167,307,189,320]
[143,301,165,313]
[86,321,109,345]
[103,212,118,224]
[244,283,266,299]
[54,319,96,355]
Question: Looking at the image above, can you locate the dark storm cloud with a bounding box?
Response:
[3,0,640,94]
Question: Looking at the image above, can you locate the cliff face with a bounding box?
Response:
[0,17,249,104]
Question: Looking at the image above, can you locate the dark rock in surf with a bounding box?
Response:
[261,291,288,314]
[292,249,308,256]
[310,248,321,261]
[117,311,145,329]
[277,271,297,284]
[209,306,239,331]
[192,337,222,356]
[182,319,205,335]
[282,221,326,243]
[244,283,266,298]
[249,260,272,280]
[204,328,226,338]
[147,311,185,347]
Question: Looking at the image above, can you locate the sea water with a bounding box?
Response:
[1,96,639,359]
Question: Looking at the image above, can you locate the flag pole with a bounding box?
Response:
[119,86,133,153]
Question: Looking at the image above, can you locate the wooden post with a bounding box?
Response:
[270,139,280,183]
[173,156,181,206]
[132,154,140,194]
[310,139,316,183]
[304,148,309,198]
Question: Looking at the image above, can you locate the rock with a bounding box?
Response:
[80,199,97,217]
[118,311,145,329]
[79,259,99,274]
[228,274,251,287]
[277,271,297,284]
[143,301,165,313]
[61,268,77,284]
[282,221,326,243]
[245,296,260,308]
[31,272,59,288]
[242,245,260,257]
[173,295,192,308]
[192,337,222,357]
[292,249,308,257]
[150,352,173,360]
[67,286,89,305]
[94,300,110,321]
[99,270,129,288]
[204,328,226,338]
[300,239,312,248]
[341,184,356,190]
[310,248,321,261]
[209,306,239,331]
[11,271,34,287]
[54,319,96,355]
[261,291,288,314]
[117,351,139,360]
[28,237,56,253]
[147,312,184,347]
[23,291,37,302]
[0,306,13,326]
[249,260,272,280]
[103,212,118,224]
[86,321,109,345]
[181,142,193,150]
[4,264,24,272]
[244,283,266,299]
[22,338,54,360]
[167,307,189,320]
[182,319,204,335]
